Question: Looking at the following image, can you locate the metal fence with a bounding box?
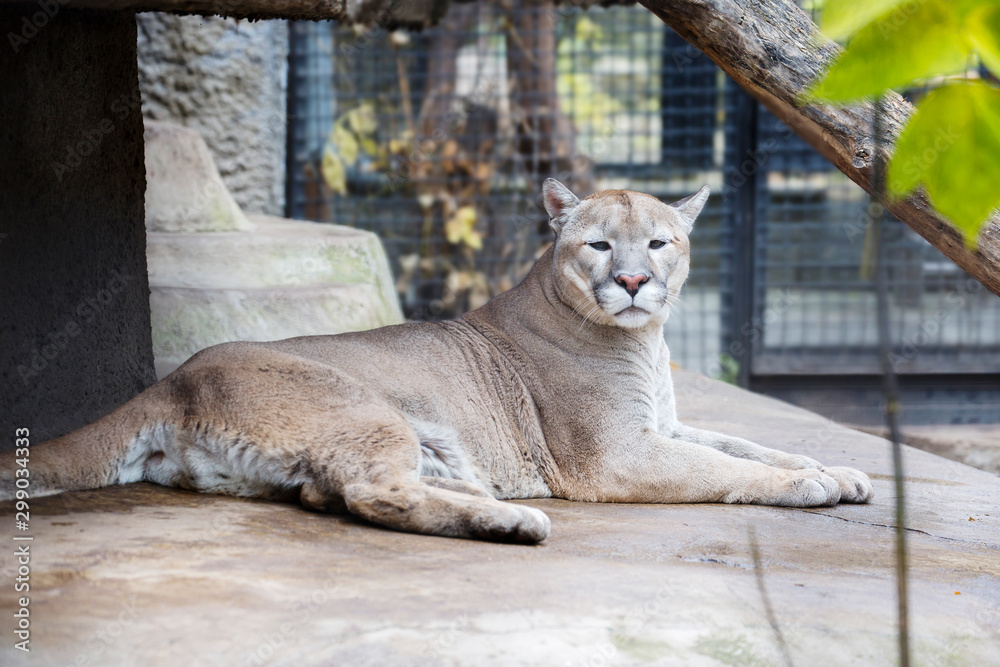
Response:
[286,3,1000,425]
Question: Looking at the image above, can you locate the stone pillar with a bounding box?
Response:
[0,8,156,447]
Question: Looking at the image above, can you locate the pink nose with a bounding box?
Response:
[615,273,648,297]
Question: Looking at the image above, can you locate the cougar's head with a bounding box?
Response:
[543,178,709,330]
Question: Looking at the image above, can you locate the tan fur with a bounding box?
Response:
[0,180,872,543]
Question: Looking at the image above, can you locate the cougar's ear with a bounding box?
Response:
[542,178,580,234]
[670,185,710,234]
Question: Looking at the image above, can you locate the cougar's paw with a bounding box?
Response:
[460,501,551,544]
[506,505,551,544]
[771,468,841,507]
[299,481,349,514]
[820,466,874,504]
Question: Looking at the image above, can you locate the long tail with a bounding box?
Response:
[0,383,176,501]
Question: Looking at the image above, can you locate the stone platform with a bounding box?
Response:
[148,214,403,378]
[1,371,998,666]
[851,424,1000,477]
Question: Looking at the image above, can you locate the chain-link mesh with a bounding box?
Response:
[286,3,1000,425]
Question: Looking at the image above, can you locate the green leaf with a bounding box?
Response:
[965,3,1000,77]
[809,1,970,102]
[888,81,1000,247]
[820,0,912,40]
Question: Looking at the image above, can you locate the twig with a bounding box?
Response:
[501,15,539,69]
[393,44,416,140]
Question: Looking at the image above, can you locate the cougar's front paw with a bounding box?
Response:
[820,466,874,504]
[771,468,841,507]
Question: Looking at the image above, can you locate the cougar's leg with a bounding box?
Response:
[670,425,874,504]
[298,408,549,544]
[342,480,550,544]
[419,476,492,498]
[559,431,849,508]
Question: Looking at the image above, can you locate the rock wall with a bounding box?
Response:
[136,13,288,217]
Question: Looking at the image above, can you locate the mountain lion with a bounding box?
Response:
[1,179,872,543]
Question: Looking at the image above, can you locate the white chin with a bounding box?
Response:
[613,306,653,328]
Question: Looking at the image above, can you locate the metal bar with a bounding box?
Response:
[728,87,759,389]
[284,22,299,221]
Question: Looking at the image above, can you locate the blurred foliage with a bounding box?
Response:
[321,19,502,317]
[717,354,740,386]
[555,10,663,161]
[556,16,624,128]
[445,206,483,250]
[808,0,1000,247]
[321,103,378,195]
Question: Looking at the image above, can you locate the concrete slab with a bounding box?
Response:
[2,371,998,666]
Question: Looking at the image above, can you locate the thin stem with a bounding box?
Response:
[872,95,910,667]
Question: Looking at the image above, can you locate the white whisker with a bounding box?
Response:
[576,291,605,333]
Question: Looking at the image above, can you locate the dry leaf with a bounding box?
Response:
[321,146,346,195]
[445,206,482,250]
[332,123,359,166]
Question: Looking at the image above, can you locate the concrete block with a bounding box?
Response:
[144,121,403,377]
[143,120,252,233]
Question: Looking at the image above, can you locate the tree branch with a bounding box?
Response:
[638,0,1000,297]
[0,0,450,25]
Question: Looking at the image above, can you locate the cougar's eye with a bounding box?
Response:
[649,240,668,249]
[588,241,611,251]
